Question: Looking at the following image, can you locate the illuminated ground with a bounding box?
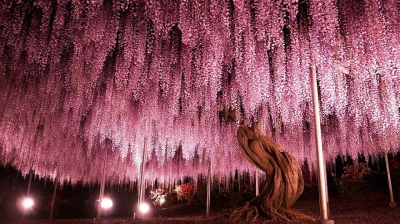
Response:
[5,190,400,224]
[2,163,400,224]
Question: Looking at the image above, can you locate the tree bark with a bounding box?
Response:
[230,125,315,222]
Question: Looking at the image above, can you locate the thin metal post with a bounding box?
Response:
[168,178,172,194]
[310,66,334,224]
[137,137,148,219]
[27,170,33,196]
[23,170,34,219]
[50,178,58,219]
[384,152,397,207]
[255,169,259,196]
[238,172,241,193]
[97,154,107,219]
[206,162,211,216]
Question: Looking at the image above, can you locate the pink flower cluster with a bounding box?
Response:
[0,0,399,184]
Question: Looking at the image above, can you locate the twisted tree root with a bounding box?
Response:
[230,200,315,222]
[230,125,316,222]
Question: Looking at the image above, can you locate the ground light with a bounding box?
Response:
[134,202,150,220]
[139,202,150,214]
[94,197,114,222]
[22,198,34,209]
[100,198,113,209]
[18,197,34,215]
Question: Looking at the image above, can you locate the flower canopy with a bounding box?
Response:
[0,0,399,184]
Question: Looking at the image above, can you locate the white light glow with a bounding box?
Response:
[159,198,165,205]
[139,203,150,213]
[100,198,113,209]
[22,198,34,209]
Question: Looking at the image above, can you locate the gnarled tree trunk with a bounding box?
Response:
[230,125,315,222]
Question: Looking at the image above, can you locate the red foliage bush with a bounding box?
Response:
[175,183,198,204]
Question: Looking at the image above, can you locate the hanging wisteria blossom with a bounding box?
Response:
[0,0,399,185]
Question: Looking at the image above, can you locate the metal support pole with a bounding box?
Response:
[206,162,211,216]
[255,169,260,196]
[310,66,334,224]
[50,178,58,219]
[137,137,148,219]
[384,152,397,207]
[97,154,107,219]
[238,172,241,192]
[168,178,172,194]
[27,170,33,196]
[23,170,34,219]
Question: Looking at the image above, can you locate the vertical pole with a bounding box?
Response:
[168,178,172,194]
[227,174,230,194]
[238,172,241,192]
[50,178,58,219]
[27,170,33,196]
[255,169,259,196]
[218,174,221,193]
[310,66,334,224]
[134,177,138,220]
[23,170,34,219]
[384,152,397,207]
[206,162,211,216]
[137,137,148,218]
[97,154,107,219]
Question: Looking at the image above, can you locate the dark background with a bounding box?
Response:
[0,153,397,222]
[0,165,140,222]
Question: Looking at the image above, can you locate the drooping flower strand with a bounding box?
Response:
[0,0,399,185]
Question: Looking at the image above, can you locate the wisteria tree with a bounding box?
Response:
[231,125,314,221]
[0,0,399,221]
